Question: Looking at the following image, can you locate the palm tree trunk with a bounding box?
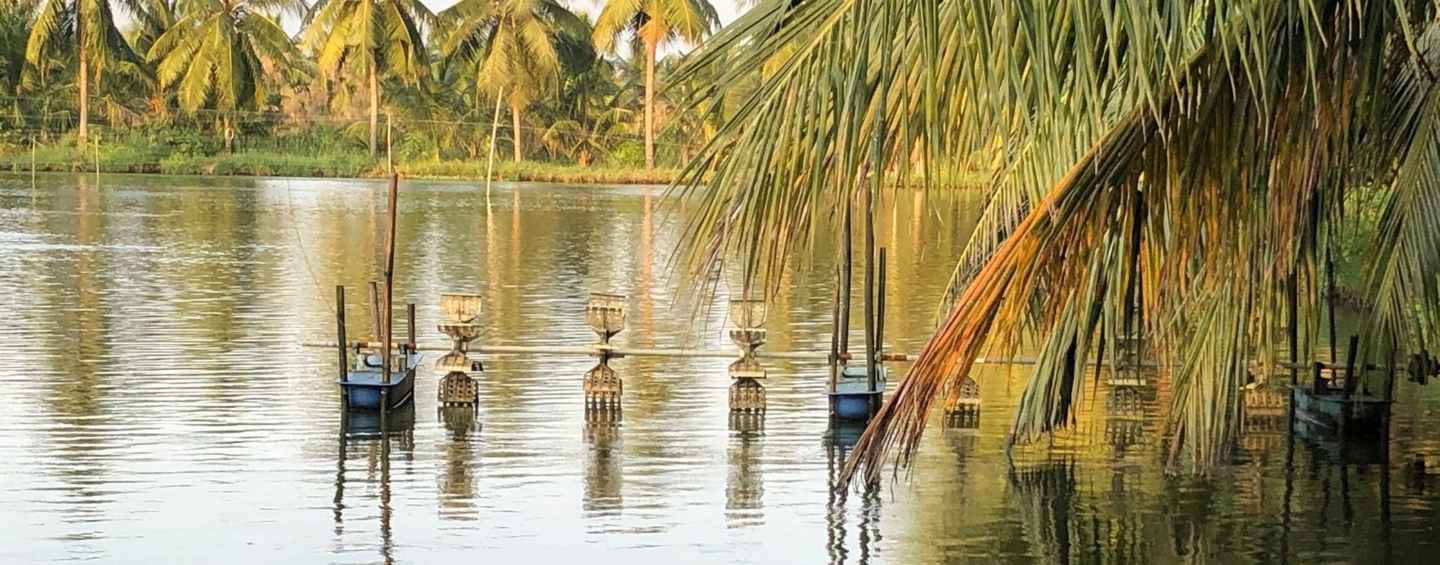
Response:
[512,103,522,163]
[77,16,88,148]
[368,57,379,159]
[644,38,657,170]
[223,115,234,153]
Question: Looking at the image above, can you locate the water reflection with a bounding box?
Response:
[725,421,764,528]
[827,422,881,565]
[334,407,414,564]
[583,407,623,517]
[9,174,1440,563]
[438,406,479,520]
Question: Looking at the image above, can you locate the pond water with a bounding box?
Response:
[2,173,1439,565]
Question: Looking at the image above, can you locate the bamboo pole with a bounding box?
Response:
[828,265,842,398]
[1288,274,1299,386]
[1343,334,1359,399]
[382,173,399,384]
[336,286,348,384]
[368,282,382,345]
[876,247,888,385]
[406,303,416,349]
[839,203,853,357]
[863,173,877,410]
[1326,248,1338,366]
[863,1,890,414]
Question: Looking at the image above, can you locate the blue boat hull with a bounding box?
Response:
[829,366,886,421]
[832,394,877,420]
[1287,384,1390,436]
[340,353,421,411]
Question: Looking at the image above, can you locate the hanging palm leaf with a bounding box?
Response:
[671,0,1440,484]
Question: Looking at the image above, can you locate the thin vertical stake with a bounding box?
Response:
[406,303,416,349]
[828,265,842,403]
[1343,334,1359,399]
[1288,274,1299,386]
[876,247,887,369]
[337,286,348,384]
[382,173,398,384]
[839,203,852,358]
[1326,247,1338,366]
[368,282,383,345]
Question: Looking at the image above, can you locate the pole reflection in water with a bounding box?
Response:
[827,421,880,565]
[726,414,765,528]
[583,407,623,518]
[1104,386,1147,457]
[1009,460,1079,564]
[333,405,414,564]
[438,406,480,520]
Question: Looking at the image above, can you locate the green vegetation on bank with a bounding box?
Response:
[0,0,725,182]
[0,138,680,184]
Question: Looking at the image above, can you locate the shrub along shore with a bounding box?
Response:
[0,142,681,185]
[0,140,996,187]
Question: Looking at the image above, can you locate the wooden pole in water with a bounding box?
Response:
[877,248,888,353]
[864,1,889,416]
[30,135,36,186]
[829,266,842,399]
[406,303,416,350]
[336,286,348,384]
[863,176,877,413]
[875,247,888,407]
[1288,274,1300,386]
[368,282,382,346]
[1326,247,1338,366]
[1343,334,1359,399]
[382,172,399,384]
[839,203,853,358]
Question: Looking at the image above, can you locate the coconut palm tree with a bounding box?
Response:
[439,0,586,163]
[302,0,430,158]
[148,0,298,151]
[592,0,717,170]
[673,0,1440,483]
[1,0,33,125]
[24,0,144,146]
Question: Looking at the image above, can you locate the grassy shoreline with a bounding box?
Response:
[0,147,681,185]
[0,142,992,187]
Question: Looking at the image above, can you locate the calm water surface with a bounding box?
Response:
[2,173,1440,564]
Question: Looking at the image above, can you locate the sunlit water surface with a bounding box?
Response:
[2,173,1439,565]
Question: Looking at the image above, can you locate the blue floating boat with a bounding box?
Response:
[339,350,421,410]
[829,366,886,421]
[1287,384,1390,437]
